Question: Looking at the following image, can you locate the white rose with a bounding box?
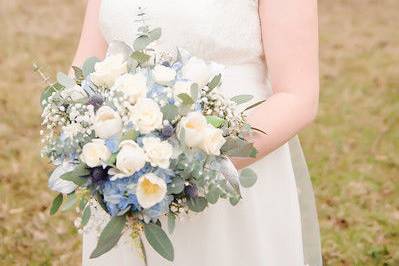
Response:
[116,140,146,177]
[181,57,211,87]
[153,64,176,85]
[129,98,163,134]
[114,73,147,104]
[60,85,87,101]
[142,137,173,168]
[91,54,128,88]
[136,173,167,209]
[48,162,78,194]
[81,139,111,168]
[178,112,208,147]
[200,126,226,155]
[94,106,122,139]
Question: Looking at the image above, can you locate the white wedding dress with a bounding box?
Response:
[82,1,322,265]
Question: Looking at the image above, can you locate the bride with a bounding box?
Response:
[72,0,321,265]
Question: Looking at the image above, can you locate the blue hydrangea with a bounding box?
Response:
[105,135,120,153]
[143,195,174,222]
[101,164,153,216]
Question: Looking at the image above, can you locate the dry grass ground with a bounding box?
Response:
[0,0,398,265]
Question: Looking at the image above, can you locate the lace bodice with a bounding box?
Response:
[100,0,264,65]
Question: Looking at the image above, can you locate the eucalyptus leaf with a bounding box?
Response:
[161,104,179,121]
[60,164,90,186]
[82,57,100,78]
[243,99,266,112]
[205,185,220,204]
[230,94,254,105]
[61,193,77,212]
[177,93,194,105]
[40,83,63,107]
[57,72,76,88]
[167,178,185,194]
[131,51,151,64]
[207,73,222,91]
[90,216,127,258]
[148,28,162,41]
[167,213,176,234]
[144,223,174,261]
[187,197,208,212]
[229,196,240,206]
[239,168,257,188]
[50,193,63,215]
[134,35,152,51]
[221,137,258,158]
[206,115,225,128]
[81,205,91,227]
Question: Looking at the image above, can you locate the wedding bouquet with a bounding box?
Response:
[38,20,264,262]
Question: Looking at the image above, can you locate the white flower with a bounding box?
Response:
[81,139,111,167]
[60,85,87,101]
[178,112,208,147]
[116,140,146,177]
[136,173,167,209]
[48,162,78,194]
[91,54,128,88]
[181,57,212,87]
[94,106,122,139]
[153,64,176,85]
[114,72,147,104]
[129,98,163,134]
[200,126,226,155]
[142,137,173,168]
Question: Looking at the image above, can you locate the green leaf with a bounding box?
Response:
[131,51,151,64]
[40,83,63,107]
[161,104,179,121]
[243,99,266,112]
[187,197,208,212]
[82,57,100,78]
[144,223,174,261]
[57,72,75,88]
[239,168,257,188]
[81,205,91,227]
[190,83,199,100]
[207,73,222,91]
[230,94,254,105]
[221,137,258,158]
[61,193,77,212]
[72,66,84,83]
[79,197,88,210]
[177,93,194,105]
[206,115,225,128]
[90,216,127,258]
[229,196,240,206]
[205,185,220,204]
[134,35,152,51]
[167,178,185,194]
[50,193,63,215]
[105,153,117,166]
[148,27,162,42]
[60,164,90,186]
[121,129,138,141]
[167,213,176,234]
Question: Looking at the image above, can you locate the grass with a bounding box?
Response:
[0,0,398,265]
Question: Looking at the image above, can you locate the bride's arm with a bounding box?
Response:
[71,0,107,68]
[233,0,319,169]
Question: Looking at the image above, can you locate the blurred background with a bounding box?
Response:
[0,0,398,265]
